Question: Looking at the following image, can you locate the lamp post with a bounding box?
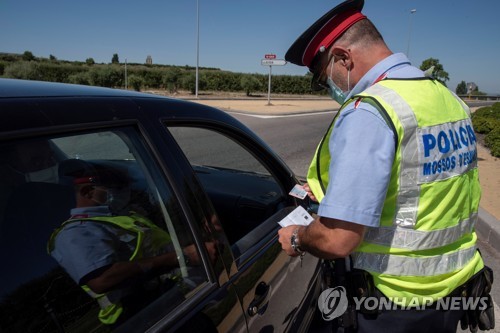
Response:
[125,58,128,90]
[406,9,417,58]
[195,0,200,98]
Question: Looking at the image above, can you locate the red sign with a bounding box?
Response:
[265,54,276,59]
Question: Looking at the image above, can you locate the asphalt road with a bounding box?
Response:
[230,110,500,332]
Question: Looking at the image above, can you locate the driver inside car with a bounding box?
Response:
[47,159,217,326]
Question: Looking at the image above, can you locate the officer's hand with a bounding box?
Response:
[303,183,318,203]
[278,225,300,257]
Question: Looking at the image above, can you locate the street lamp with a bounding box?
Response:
[125,58,128,90]
[407,9,417,58]
[195,0,200,98]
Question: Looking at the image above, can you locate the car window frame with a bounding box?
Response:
[160,119,300,267]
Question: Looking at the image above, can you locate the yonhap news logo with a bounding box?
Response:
[317,286,348,321]
[318,287,490,321]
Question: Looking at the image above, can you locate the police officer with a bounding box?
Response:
[48,160,217,325]
[278,1,487,332]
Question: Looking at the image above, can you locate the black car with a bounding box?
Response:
[0,79,323,332]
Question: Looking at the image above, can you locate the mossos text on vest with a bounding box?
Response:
[418,119,477,181]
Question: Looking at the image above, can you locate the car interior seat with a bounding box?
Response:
[0,166,76,297]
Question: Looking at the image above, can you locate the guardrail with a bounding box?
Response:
[458,95,500,101]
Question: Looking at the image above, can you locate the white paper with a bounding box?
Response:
[278,206,314,227]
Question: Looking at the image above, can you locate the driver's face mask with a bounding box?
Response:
[25,164,59,183]
[106,187,131,214]
[93,186,131,214]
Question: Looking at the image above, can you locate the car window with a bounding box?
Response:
[0,128,208,332]
[167,126,287,258]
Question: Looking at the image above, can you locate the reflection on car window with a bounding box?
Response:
[0,130,208,332]
[167,126,286,253]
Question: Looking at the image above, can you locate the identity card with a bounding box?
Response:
[288,184,308,200]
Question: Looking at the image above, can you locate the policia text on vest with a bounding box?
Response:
[419,119,477,181]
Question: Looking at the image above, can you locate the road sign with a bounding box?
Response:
[261,59,286,66]
[265,54,276,59]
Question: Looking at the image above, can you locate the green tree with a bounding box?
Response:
[419,58,449,86]
[67,72,90,85]
[181,72,206,94]
[128,74,144,91]
[240,75,262,96]
[88,66,122,87]
[49,54,57,61]
[86,58,95,66]
[456,81,467,95]
[4,61,43,80]
[111,53,119,64]
[22,51,35,61]
[163,67,182,93]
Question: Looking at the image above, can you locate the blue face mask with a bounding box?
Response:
[326,63,350,105]
[326,77,347,104]
[106,187,131,214]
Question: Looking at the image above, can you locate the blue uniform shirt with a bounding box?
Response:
[50,206,138,284]
[317,53,425,227]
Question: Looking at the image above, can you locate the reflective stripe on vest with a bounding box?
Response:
[363,213,477,250]
[353,245,477,277]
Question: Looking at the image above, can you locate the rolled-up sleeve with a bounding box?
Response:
[51,222,121,284]
[318,103,395,227]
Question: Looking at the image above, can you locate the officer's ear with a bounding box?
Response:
[331,45,352,69]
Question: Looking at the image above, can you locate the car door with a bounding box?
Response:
[163,122,322,332]
[0,121,246,332]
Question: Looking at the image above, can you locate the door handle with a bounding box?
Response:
[247,281,271,317]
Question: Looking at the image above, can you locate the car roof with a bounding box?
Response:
[0,79,264,147]
[0,78,154,99]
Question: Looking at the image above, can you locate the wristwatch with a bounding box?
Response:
[291,228,305,255]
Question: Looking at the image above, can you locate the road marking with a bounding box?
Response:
[227,110,337,119]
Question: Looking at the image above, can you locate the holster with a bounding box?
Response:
[460,266,495,333]
[324,258,378,329]
[346,268,378,315]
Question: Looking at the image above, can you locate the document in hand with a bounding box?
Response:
[278,206,314,228]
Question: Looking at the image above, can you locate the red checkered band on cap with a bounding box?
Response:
[302,10,366,67]
[73,176,99,185]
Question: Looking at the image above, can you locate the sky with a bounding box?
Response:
[1,0,499,94]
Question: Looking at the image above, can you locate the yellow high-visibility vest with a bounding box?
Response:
[307,78,484,305]
[48,212,172,324]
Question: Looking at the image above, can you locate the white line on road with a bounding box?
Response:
[227,110,337,119]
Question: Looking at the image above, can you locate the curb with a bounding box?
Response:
[476,207,500,253]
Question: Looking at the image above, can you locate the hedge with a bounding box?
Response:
[472,102,500,157]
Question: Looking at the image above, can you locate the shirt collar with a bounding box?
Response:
[346,53,413,100]
[70,205,113,218]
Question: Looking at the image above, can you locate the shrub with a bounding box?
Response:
[4,61,44,80]
[485,127,500,158]
[128,75,144,91]
[473,117,497,134]
[472,103,500,157]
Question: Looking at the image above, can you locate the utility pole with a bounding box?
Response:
[195,0,200,98]
[124,58,128,90]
